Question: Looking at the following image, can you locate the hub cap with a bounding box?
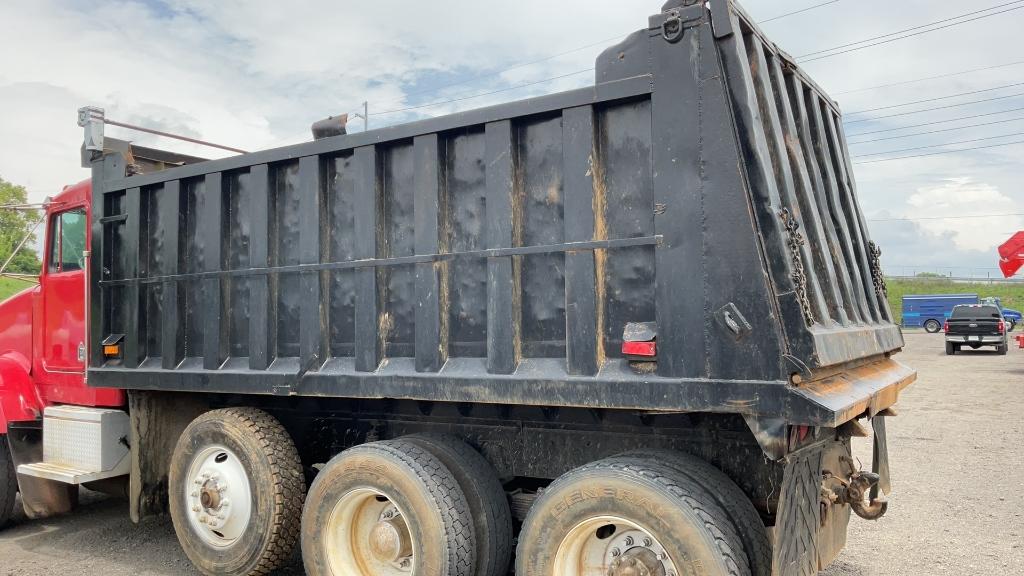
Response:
[185,445,253,548]
[325,488,416,575]
[554,516,678,576]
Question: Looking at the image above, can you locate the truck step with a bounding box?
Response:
[18,455,129,484]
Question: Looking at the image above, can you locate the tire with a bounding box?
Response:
[0,435,18,530]
[169,408,304,576]
[301,439,475,576]
[924,319,941,333]
[945,342,956,355]
[1009,321,1017,332]
[622,449,771,576]
[403,434,513,576]
[517,456,750,576]
[997,344,1008,355]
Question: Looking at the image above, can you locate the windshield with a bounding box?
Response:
[951,305,1001,319]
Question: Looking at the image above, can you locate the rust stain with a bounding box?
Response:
[590,150,609,367]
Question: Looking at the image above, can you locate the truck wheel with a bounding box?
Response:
[1,435,18,530]
[403,434,512,576]
[1009,320,1017,332]
[622,449,771,576]
[301,440,475,576]
[517,457,750,576]
[169,408,304,576]
[997,343,1008,355]
[945,342,956,355]
[924,319,941,333]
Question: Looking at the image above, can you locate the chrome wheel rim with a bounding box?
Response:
[325,488,416,576]
[554,516,678,576]
[185,444,253,548]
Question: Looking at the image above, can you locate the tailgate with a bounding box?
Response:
[714,2,903,371]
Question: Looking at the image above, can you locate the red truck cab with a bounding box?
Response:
[0,179,124,436]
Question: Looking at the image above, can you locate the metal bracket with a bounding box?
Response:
[78,106,105,153]
[649,4,705,43]
[742,414,788,460]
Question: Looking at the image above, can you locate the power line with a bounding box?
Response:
[844,91,1024,125]
[396,36,624,104]
[848,116,1024,144]
[798,1,1024,63]
[845,106,1024,136]
[834,60,1024,95]
[759,0,840,24]
[853,131,1024,158]
[868,214,1024,222]
[853,138,1024,164]
[354,0,843,120]
[846,82,1024,115]
[370,69,594,116]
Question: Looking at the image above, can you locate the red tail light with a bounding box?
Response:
[943,321,950,333]
[622,341,657,357]
[998,320,1005,334]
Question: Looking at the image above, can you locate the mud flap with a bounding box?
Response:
[771,445,824,576]
[7,422,79,519]
[128,391,208,522]
[772,438,853,576]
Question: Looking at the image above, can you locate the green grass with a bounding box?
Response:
[886,277,1024,324]
[0,276,36,302]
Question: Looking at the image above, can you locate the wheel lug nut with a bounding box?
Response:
[643,537,652,547]
[658,552,668,560]
[624,536,634,546]
[611,548,621,557]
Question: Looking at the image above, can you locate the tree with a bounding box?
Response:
[0,176,42,275]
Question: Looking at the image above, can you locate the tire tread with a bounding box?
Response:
[623,449,772,576]
[173,407,304,576]
[0,436,18,530]
[403,434,512,576]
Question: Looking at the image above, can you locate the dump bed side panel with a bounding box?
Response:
[87,0,910,427]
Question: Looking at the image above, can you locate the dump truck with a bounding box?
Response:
[0,1,915,575]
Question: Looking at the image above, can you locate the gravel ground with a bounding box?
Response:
[1,332,1021,575]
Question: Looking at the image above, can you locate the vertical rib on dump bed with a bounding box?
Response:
[88,0,911,428]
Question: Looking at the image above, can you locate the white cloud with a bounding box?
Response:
[1,0,1021,275]
[905,178,1023,252]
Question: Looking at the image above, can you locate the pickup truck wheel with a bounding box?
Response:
[621,449,770,576]
[997,343,1008,355]
[301,440,475,576]
[169,408,304,576]
[924,319,941,333]
[0,435,18,530]
[1009,320,1017,332]
[402,434,512,576]
[517,457,750,576]
[945,342,957,355]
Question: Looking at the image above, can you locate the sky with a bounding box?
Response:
[0,0,1021,278]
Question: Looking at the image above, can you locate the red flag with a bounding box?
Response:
[999,231,1024,278]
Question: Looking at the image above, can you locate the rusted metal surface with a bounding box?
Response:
[792,358,916,427]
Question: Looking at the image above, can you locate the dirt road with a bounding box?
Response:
[1,332,1021,575]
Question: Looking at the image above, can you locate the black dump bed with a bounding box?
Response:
[87,0,914,429]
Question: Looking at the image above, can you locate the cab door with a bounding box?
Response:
[40,207,87,373]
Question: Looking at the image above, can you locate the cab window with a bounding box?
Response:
[48,208,87,273]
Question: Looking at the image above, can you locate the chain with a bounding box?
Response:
[779,208,815,327]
